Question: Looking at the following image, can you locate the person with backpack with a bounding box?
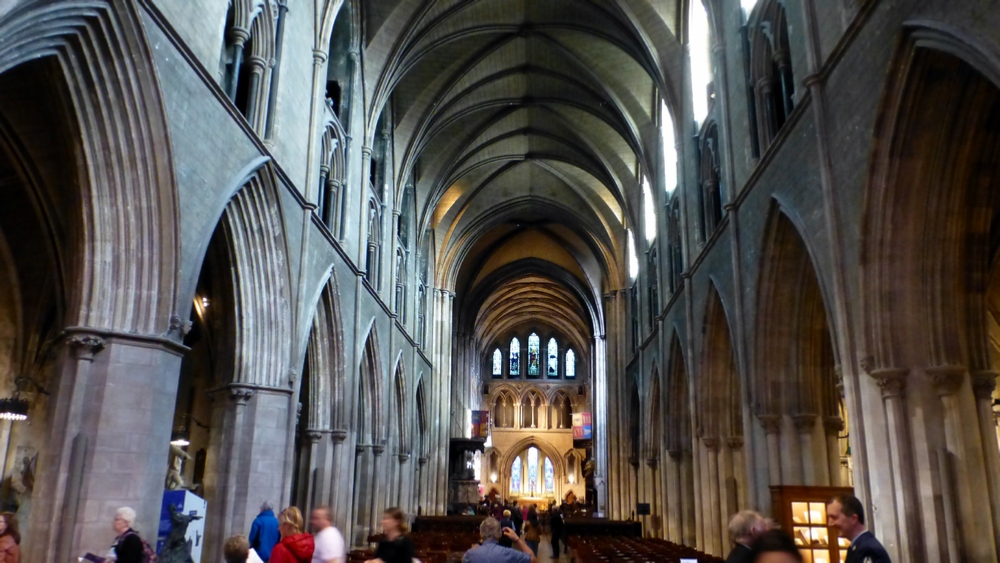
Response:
[111,507,155,563]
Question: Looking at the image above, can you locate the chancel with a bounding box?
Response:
[0,1,999,562]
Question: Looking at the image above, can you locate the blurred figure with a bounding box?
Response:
[511,501,523,534]
[110,507,148,563]
[270,507,315,563]
[0,512,20,563]
[748,530,802,563]
[549,508,564,557]
[250,501,281,562]
[463,517,536,563]
[310,507,345,563]
[827,495,891,563]
[499,509,515,548]
[726,510,766,563]
[224,535,250,563]
[522,507,540,555]
[365,508,414,563]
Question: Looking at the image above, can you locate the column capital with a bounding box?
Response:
[667,449,682,461]
[972,371,998,399]
[305,430,324,444]
[398,453,411,463]
[645,457,658,469]
[373,445,385,456]
[627,456,640,468]
[331,429,348,442]
[703,437,720,452]
[418,456,429,466]
[66,333,106,359]
[727,436,744,449]
[758,415,782,435]
[869,367,909,399]
[361,146,373,157]
[228,386,255,405]
[926,365,965,396]
[823,416,845,435]
[792,414,817,432]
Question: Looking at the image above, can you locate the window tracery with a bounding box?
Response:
[547,338,559,378]
[527,333,540,377]
[509,337,520,376]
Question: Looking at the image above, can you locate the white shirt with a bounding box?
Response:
[312,526,346,563]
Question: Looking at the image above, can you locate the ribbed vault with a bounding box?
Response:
[362,0,684,382]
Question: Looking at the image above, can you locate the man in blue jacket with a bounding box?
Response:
[249,501,281,562]
[827,494,891,563]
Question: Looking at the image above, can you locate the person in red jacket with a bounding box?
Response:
[269,507,315,563]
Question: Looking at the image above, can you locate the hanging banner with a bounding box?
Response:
[572,412,592,440]
[471,410,490,438]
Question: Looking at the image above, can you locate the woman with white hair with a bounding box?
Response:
[110,507,146,563]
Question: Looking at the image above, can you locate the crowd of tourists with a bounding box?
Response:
[99,492,889,563]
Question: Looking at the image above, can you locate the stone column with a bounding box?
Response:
[667,450,682,542]
[869,368,920,563]
[369,445,385,538]
[330,429,349,531]
[928,366,998,560]
[704,438,722,556]
[793,414,818,486]
[694,440,705,550]
[30,333,185,563]
[397,453,411,512]
[717,441,734,550]
[972,372,1000,549]
[759,415,783,485]
[681,449,696,547]
[645,457,659,537]
[824,417,844,487]
[728,436,746,510]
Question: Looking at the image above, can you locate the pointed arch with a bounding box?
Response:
[699,285,742,439]
[646,365,662,461]
[754,205,839,418]
[305,270,347,431]
[666,332,691,452]
[0,0,179,335]
[359,324,384,444]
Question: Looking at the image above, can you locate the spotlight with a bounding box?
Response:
[201,296,210,308]
[170,428,191,447]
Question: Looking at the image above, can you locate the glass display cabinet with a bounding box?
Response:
[770,486,854,563]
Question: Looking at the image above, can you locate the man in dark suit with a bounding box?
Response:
[725,510,765,563]
[827,494,892,563]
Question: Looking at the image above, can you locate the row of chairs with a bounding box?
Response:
[349,531,479,563]
[567,536,723,563]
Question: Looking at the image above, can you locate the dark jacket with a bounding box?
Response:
[498,518,515,548]
[375,535,415,563]
[724,543,753,563]
[113,530,144,563]
[250,509,281,561]
[269,533,315,563]
[845,531,891,563]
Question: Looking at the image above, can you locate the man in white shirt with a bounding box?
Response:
[310,507,346,563]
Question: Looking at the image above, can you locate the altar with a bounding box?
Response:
[511,496,554,512]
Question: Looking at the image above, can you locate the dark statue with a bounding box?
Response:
[158,504,202,563]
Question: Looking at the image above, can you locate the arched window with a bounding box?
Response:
[667,196,683,294]
[699,122,723,238]
[643,176,656,242]
[544,458,554,494]
[527,447,539,496]
[220,0,283,136]
[689,0,714,125]
[510,457,522,494]
[509,337,520,376]
[627,229,639,280]
[746,0,795,153]
[394,248,406,321]
[662,100,678,194]
[527,333,541,377]
[547,338,559,378]
[565,349,576,378]
[492,349,503,378]
[647,248,659,327]
[366,199,381,285]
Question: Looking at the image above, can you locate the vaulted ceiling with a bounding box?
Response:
[360,0,684,358]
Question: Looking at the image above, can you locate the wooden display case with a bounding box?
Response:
[770,486,853,563]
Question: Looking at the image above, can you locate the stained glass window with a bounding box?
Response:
[527,333,540,377]
[544,457,554,493]
[527,447,539,495]
[566,349,576,378]
[547,338,559,378]
[509,337,520,376]
[510,457,521,494]
[492,348,502,378]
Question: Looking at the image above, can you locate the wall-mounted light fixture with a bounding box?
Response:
[0,376,49,422]
[201,296,210,308]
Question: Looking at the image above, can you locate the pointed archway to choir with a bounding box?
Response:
[859,28,1000,561]
[696,285,744,556]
